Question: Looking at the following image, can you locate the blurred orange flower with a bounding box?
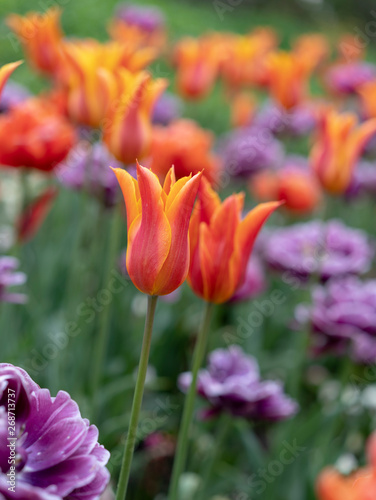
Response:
[292,33,330,69]
[111,162,202,296]
[7,8,64,77]
[310,109,376,194]
[0,61,22,98]
[230,92,257,128]
[149,119,221,184]
[173,37,221,100]
[316,432,376,500]
[188,178,281,304]
[250,167,322,215]
[109,20,166,53]
[0,98,76,172]
[358,81,376,120]
[265,51,313,110]
[103,71,167,165]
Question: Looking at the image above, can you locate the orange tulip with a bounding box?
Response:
[188,178,281,304]
[266,51,313,110]
[149,119,221,184]
[112,162,202,296]
[7,8,64,76]
[103,71,167,165]
[358,81,376,120]
[250,167,321,215]
[230,92,257,128]
[292,34,330,69]
[173,37,220,100]
[316,432,376,500]
[109,19,166,53]
[0,98,76,171]
[310,109,376,194]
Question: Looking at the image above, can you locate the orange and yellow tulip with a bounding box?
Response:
[109,19,166,53]
[316,432,376,500]
[0,61,22,98]
[7,8,64,77]
[149,119,221,185]
[103,71,167,165]
[173,37,220,100]
[250,167,321,215]
[0,98,76,171]
[292,34,330,69]
[188,178,281,304]
[265,51,313,110]
[111,162,202,296]
[310,109,376,194]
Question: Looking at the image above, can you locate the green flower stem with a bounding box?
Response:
[115,294,158,500]
[168,301,214,500]
[90,206,122,414]
[197,412,231,499]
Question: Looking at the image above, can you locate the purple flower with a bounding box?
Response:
[325,62,376,95]
[114,3,165,33]
[56,141,121,208]
[218,126,284,178]
[346,161,376,199]
[0,256,27,304]
[152,93,182,126]
[178,346,298,421]
[253,102,316,137]
[0,81,30,113]
[296,277,376,364]
[230,256,266,303]
[0,364,110,500]
[263,220,374,282]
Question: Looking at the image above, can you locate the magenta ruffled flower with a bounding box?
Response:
[219,126,284,178]
[178,346,298,421]
[114,3,165,33]
[0,256,27,304]
[152,92,182,126]
[346,161,376,199]
[263,220,374,282]
[0,81,30,112]
[253,101,316,137]
[0,364,110,500]
[296,278,376,364]
[325,61,376,95]
[56,141,121,208]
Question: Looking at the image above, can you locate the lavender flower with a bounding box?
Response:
[263,220,374,282]
[296,277,376,363]
[0,81,30,112]
[178,346,298,421]
[152,92,182,126]
[114,3,165,33]
[0,256,27,303]
[346,161,376,199]
[325,62,376,95]
[0,364,110,500]
[230,256,266,303]
[56,141,121,208]
[253,102,316,137]
[218,126,284,178]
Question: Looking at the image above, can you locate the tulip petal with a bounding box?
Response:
[153,171,202,295]
[111,167,139,228]
[0,61,22,99]
[231,201,282,289]
[127,164,171,294]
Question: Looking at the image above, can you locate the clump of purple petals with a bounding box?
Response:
[114,3,165,32]
[230,256,266,303]
[178,346,298,421]
[56,141,121,208]
[325,61,376,95]
[253,101,316,137]
[0,81,30,112]
[0,256,27,304]
[218,126,284,178]
[346,161,376,199]
[263,220,374,282]
[0,363,110,500]
[295,277,376,364]
[152,92,182,126]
